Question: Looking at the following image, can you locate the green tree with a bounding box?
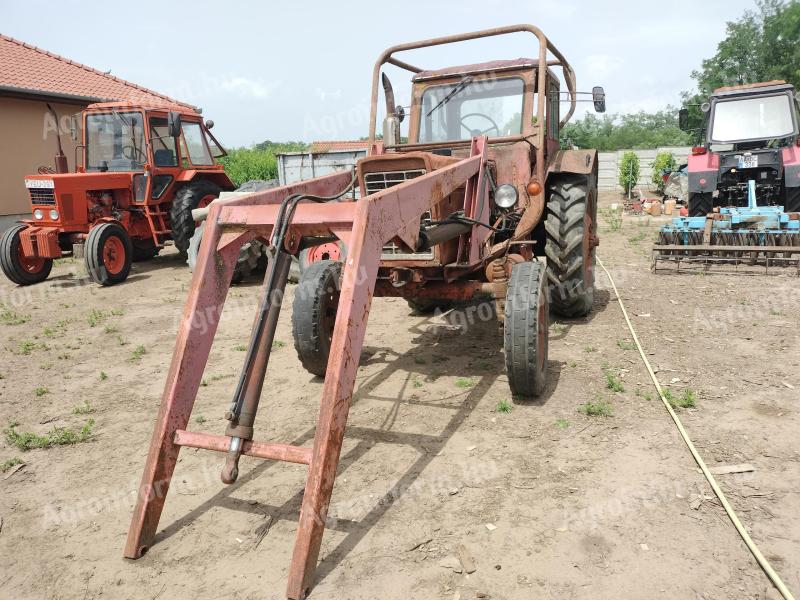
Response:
[683,1,800,130]
[618,151,640,195]
[560,108,690,151]
[651,152,677,193]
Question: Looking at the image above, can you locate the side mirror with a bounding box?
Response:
[592,86,606,113]
[69,115,79,142]
[205,119,215,129]
[678,108,689,131]
[167,111,182,138]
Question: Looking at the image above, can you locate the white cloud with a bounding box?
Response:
[220,76,279,99]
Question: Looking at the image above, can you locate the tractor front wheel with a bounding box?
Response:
[504,260,549,399]
[292,260,341,378]
[85,222,132,286]
[0,224,53,286]
[170,180,221,257]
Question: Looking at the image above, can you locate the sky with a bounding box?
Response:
[1,0,758,147]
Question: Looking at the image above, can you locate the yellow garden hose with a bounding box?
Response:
[597,257,795,600]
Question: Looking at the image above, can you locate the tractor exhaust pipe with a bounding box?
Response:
[46,104,69,174]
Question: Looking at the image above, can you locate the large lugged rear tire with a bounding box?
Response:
[170,180,221,256]
[689,192,713,217]
[504,261,549,399]
[186,221,267,283]
[85,222,132,286]
[783,186,800,213]
[292,260,341,378]
[0,224,53,285]
[545,174,597,318]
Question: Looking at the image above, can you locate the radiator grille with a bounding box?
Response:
[28,188,56,206]
[364,169,434,260]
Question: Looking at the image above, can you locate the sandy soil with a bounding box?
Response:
[0,191,798,600]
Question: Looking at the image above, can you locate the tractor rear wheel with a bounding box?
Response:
[170,180,221,257]
[689,192,713,217]
[504,260,549,399]
[292,260,341,378]
[187,221,267,283]
[132,238,159,262]
[0,224,53,286]
[85,222,132,286]
[545,174,597,318]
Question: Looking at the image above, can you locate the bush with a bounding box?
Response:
[218,141,307,187]
[618,151,640,195]
[651,152,677,193]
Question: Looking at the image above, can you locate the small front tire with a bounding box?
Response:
[0,224,52,286]
[85,222,132,286]
[292,260,342,377]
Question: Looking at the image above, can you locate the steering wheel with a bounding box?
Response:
[460,112,501,137]
[122,145,146,163]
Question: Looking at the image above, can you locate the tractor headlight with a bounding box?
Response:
[33,209,44,220]
[49,209,59,220]
[494,184,518,209]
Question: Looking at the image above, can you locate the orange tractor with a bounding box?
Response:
[0,102,233,286]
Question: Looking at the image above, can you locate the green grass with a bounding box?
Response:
[554,418,570,429]
[665,389,697,409]
[128,345,146,362]
[34,387,49,397]
[0,304,30,325]
[495,399,513,413]
[272,340,285,350]
[195,415,206,424]
[99,371,108,381]
[584,346,597,353]
[42,327,55,338]
[87,309,108,327]
[414,356,426,365]
[14,340,48,355]
[110,308,124,316]
[600,207,623,232]
[72,401,94,415]
[579,398,613,417]
[4,419,94,451]
[603,367,625,392]
[103,324,118,334]
[628,232,647,244]
[234,344,247,352]
[411,376,423,389]
[616,339,635,351]
[1,457,24,472]
[455,377,475,389]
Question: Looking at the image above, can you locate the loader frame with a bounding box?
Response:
[125,140,489,599]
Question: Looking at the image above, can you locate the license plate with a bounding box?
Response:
[24,178,55,189]
[737,155,758,169]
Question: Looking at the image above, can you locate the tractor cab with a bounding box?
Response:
[680,81,800,214]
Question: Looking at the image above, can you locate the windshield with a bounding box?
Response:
[419,77,524,143]
[85,112,146,172]
[710,94,795,143]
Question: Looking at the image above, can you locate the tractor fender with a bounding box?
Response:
[782,146,800,188]
[687,152,719,193]
[546,149,598,181]
[175,169,236,191]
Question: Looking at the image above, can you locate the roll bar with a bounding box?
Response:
[367,24,578,147]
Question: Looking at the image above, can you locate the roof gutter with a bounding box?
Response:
[0,84,106,105]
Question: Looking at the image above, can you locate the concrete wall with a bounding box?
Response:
[598,146,691,191]
[0,96,86,229]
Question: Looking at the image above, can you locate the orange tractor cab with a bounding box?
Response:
[0,102,234,286]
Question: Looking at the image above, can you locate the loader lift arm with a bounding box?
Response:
[124,139,489,599]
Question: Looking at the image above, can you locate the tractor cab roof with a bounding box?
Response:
[85,101,202,117]
[412,58,538,82]
[712,80,795,99]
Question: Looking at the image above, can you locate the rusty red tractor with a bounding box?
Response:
[0,102,233,286]
[125,25,604,599]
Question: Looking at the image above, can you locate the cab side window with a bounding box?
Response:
[149,117,178,167]
[182,122,213,166]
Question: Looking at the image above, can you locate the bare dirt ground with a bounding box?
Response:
[1,190,798,600]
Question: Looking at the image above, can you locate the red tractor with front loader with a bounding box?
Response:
[125,25,604,599]
[0,102,234,286]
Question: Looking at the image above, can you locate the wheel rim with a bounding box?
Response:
[195,194,216,225]
[16,243,46,274]
[103,236,126,274]
[308,242,342,264]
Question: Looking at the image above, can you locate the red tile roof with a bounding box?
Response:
[0,34,192,107]
[309,140,370,153]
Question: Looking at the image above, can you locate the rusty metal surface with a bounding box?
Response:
[173,430,312,465]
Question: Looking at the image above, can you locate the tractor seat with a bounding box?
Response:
[154,149,177,167]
